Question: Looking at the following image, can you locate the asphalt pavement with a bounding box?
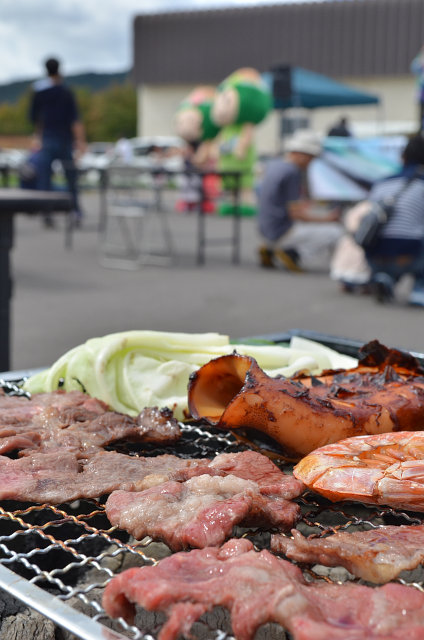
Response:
[8,187,424,372]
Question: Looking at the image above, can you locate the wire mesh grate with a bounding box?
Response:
[1,382,424,639]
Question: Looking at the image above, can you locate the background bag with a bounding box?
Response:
[330,200,372,285]
[353,200,392,251]
[352,169,421,251]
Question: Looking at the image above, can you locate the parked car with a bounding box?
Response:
[122,136,186,173]
[0,147,27,169]
[78,142,115,171]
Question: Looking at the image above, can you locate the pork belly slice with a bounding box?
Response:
[0,390,107,430]
[102,538,424,640]
[0,451,206,504]
[207,450,305,498]
[135,406,181,443]
[106,474,300,550]
[161,451,305,498]
[0,446,301,507]
[0,390,180,456]
[271,524,424,584]
[28,407,180,455]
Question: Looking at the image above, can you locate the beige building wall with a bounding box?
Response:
[137,74,420,154]
[311,75,419,137]
[137,84,196,138]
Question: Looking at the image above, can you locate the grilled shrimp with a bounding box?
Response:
[293,431,424,512]
[188,340,424,458]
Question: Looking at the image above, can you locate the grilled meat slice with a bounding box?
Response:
[0,451,206,504]
[272,525,424,584]
[103,538,424,640]
[106,473,300,550]
[0,392,180,456]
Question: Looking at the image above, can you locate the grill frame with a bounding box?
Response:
[0,563,129,640]
[1,332,424,640]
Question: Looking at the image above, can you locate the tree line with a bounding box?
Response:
[0,83,137,142]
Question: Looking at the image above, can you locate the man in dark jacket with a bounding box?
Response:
[29,57,86,225]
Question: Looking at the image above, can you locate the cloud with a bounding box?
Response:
[0,0,140,83]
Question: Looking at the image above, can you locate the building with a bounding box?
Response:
[132,0,424,153]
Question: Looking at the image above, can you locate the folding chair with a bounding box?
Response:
[98,166,175,270]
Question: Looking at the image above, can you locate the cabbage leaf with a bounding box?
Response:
[23,330,357,419]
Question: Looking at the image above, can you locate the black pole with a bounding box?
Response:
[0,213,13,371]
[98,168,109,234]
[232,172,241,264]
[196,172,206,266]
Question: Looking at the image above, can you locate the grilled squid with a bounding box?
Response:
[187,340,424,458]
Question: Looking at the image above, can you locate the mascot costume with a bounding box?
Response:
[211,67,272,216]
[175,86,221,212]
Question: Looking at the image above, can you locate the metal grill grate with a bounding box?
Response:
[1,385,424,639]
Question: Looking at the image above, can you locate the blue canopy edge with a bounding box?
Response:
[263,68,380,109]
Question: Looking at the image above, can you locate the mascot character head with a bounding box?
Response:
[211,68,272,128]
[175,86,221,143]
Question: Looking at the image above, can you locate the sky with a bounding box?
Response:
[0,0,336,85]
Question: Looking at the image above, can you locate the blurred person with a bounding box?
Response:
[411,46,424,130]
[361,133,424,306]
[29,57,86,227]
[257,129,342,271]
[327,116,352,138]
[114,136,133,164]
[327,116,352,137]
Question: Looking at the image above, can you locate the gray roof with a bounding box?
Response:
[133,0,424,84]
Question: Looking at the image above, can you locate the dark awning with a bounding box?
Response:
[263,67,380,110]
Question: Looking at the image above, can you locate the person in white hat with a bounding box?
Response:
[257,129,341,271]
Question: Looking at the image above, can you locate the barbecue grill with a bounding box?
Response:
[1,332,424,640]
